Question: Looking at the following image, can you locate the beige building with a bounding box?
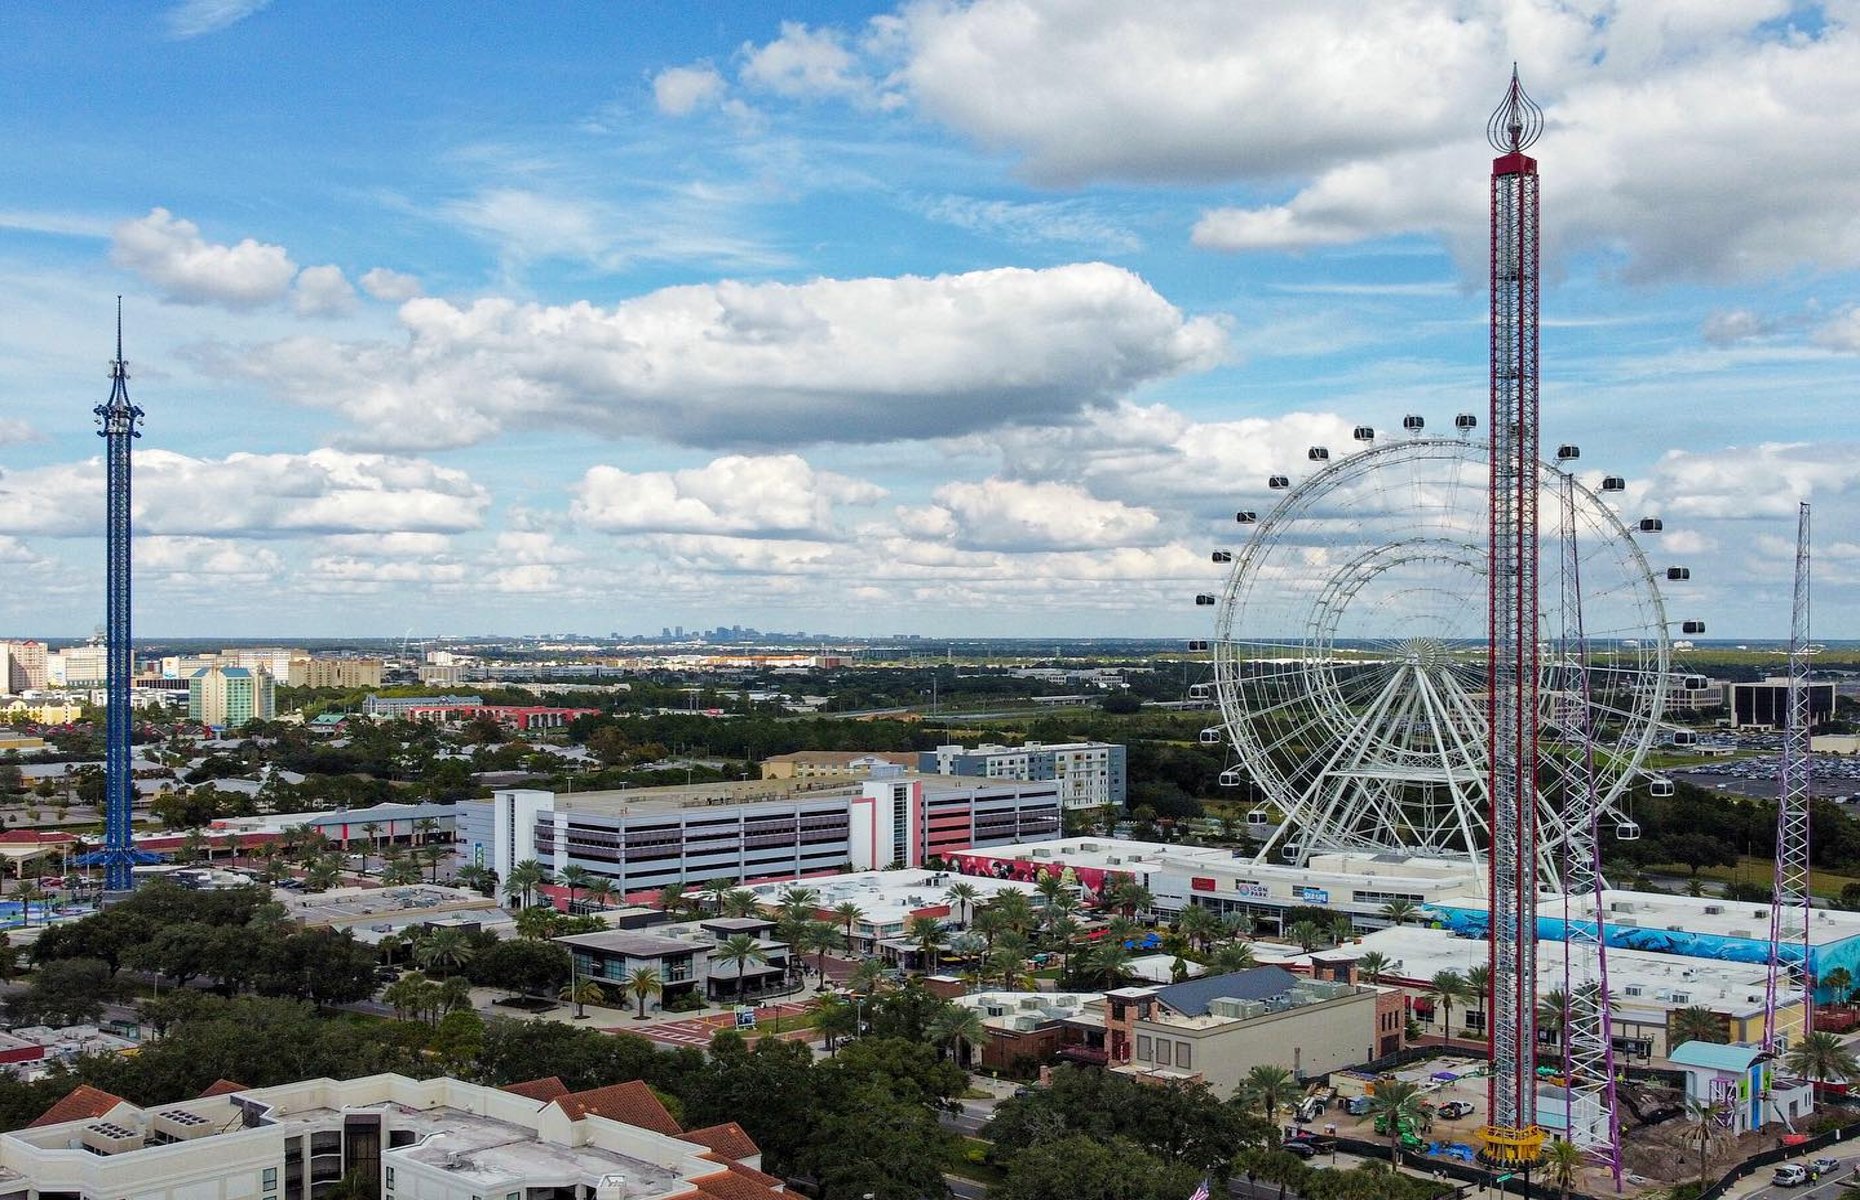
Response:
[188,666,276,728]
[287,657,385,688]
[0,642,47,694]
[46,644,107,688]
[758,750,915,781]
[0,1072,790,1200]
[1102,966,1380,1097]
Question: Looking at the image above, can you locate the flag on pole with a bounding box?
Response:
[1189,1179,1211,1200]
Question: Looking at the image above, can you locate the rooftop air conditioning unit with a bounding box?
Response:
[1667,925,1685,932]
[1729,929,1752,938]
[1703,905,1724,915]
[1614,917,1639,927]
[152,1110,214,1143]
[1609,902,1636,913]
[81,1121,142,1156]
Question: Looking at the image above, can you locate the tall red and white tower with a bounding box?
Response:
[1481,67,1547,1170]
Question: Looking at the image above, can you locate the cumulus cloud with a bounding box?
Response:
[571,454,884,537]
[740,22,888,105]
[218,263,1226,450]
[0,418,42,446]
[165,0,270,39]
[653,64,727,115]
[1812,307,1860,353]
[1642,441,1860,521]
[359,267,423,303]
[293,264,358,317]
[111,208,298,308]
[140,537,285,581]
[0,449,489,538]
[1703,308,1785,347]
[906,478,1164,551]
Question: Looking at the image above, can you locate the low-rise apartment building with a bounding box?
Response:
[919,741,1126,811]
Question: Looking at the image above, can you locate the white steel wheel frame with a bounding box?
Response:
[1211,436,1669,887]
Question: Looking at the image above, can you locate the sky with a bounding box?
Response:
[0,0,1855,641]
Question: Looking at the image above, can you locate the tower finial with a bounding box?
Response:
[1487,64,1543,154]
[115,295,122,362]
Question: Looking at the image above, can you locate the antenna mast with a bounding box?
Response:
[1764,501,1813,1053]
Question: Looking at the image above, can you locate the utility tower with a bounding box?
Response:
[95,299,143,893]
[1764,501,1813,1052]
[1480,67,1547,1170]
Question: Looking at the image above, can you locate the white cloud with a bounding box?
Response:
[0,418,42,446]
[165,0,270,39]
[486,564,561,594]
[318,532,455,559]
[914,195,1141,252]
[111,208,298,308]
[571,454,884,537]
[0,449,489,538]
[1812,307,1860,353]
[140,537,284,581]
[740,22,884,104]
[907,478,1164,551]
[359,267,422,303]
[1642,441,1860,521]
[653,64,727,116]
[293,265,358,317]
[1703,308,1784,347]
[492,532,584,564]
[220,263,1226,449]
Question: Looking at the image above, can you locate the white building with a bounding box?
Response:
[918,741,1126,810]
[741,868,1042,954]
[0,1073,789,1200]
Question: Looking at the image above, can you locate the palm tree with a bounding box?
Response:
[776,885,820,919]
[1464,964,1492,1035]
[1285,920,1327,952]
[832,900,865,954]
[1102,874,1152,918]
[1239,1064,1297,1131]
[1825,966,1855,1006]
[1380,898,1420,926]
[1367,1078,1426,1168]
[1090,939,1132,987]
[305,857,341,892]
[970,904,1007,955]
[505,859,548,909]
[944,881,981,928]
[557,865,594,913]
[627,967,663,1019]
[1327,912,1356,945]
[1684,1098,1725,1185]
[1177,904,1218,953]
[584,877,615,911]
[1207,941,1258,976]
[1785,1031,1860,1083]
[560,976,605,1019]
[416,928,476,975]
[714,933,769,1000]
[848,957,887,996]
[1670,1004,1727,1048]
[800,920,844,988]
[721,889,760,918]
[360,822,383,872]
[1426,970,1468,1038]
[701,875,736,915]
[438,975,473,1013]
[929,1003,988,1067]
[415,816,439,846]
[1356,951,1400,985]
[1543,1135,1583,1200]
[986,947,1032,991]
[906,915,945,972]
[657,883,690,918]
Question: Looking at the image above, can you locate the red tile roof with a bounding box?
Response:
[679,1123,761,1163]
[550,1081,682,1137]
[196,1079,250,1098]
[719,1160,783,1189]
[692,1169,785,1200]
[501,1076,572,1102]
[29,1084,126,1128]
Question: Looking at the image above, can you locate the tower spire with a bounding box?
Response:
[94,301,143,892]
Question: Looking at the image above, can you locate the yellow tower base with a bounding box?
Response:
[1476,1124,1546,1168]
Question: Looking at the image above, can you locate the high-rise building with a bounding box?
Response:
[217,647,302,679]
[47,643,108,687]
[188,666,276,728]
[0,641,48,693]
[285,657,384,688]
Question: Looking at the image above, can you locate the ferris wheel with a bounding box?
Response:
[1206,426,1673,886]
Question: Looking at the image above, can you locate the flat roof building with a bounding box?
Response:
[920,741,1126,811]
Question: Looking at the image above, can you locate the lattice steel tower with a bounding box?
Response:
[95,299,143,893]
[1480,67,1547,1169]
[1764,501,1813,1053]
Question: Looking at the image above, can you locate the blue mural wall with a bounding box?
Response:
[1424,906,1860,1003]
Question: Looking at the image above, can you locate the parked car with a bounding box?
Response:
[1282,1141,1318,1159]
[1437,1101,1476,1119]
[1812,1159,1840,1179]
[1773,1165,1810,1187]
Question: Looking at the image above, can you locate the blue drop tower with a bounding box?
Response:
[95,299,142,893]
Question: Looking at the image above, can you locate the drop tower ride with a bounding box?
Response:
[96,300,142,893]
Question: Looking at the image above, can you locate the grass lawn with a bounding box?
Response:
[943,1137,1007,1186]
[1644,855,1860,900]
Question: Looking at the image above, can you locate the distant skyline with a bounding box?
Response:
[0,3,1855,640]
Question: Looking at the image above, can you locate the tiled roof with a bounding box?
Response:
[501,1076,572,1102]
[692,1168,785,1200]
[680,1122,760,1163]
[29,1084,126,1128]
[196,1079,250,1098]
[551,1080,682,1136]
[719,1160,783,1189]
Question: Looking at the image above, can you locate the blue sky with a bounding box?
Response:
[0,0,1855,640]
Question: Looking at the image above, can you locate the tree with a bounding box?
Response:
[906,915,945,971]
[928,1003,987,1067]
[802,1082,956,1200]
[359,822,383,872]
[560,977,605,1019]
[1684,1098,1725,1185]
[714,933,768,1000]
[1177,904,1218,953]
[657,883,690,918]
[1425,970,1468,1037]
[504,859,548,909]
[9,957,110,1026]
[1463,964,1491,1035]
[1670,1005,1727,1048]
[1207,941,1257,976]
[1089,939,1132,988]
[800,921,844,989]
[721,889,760,918]
[1365,1078,1426,1168]
[997,1133,1200,1200]
[1239,1063,1297,1132]
[832,900,865,954]
[775,885,820,919]
[1824,966,1855,1005]
[1285,920,1327,952]
[1785,1031,1860,1083]
[415,928,476,975]
[1543,1136,1583,1200]
[944,881,980,928]
[1357,951,1400,985]
[1102,874,1152,918]
[1380,898,1420,926]
[701,875,736,915]
[628,967,663,1019]
[557,865,594,912]
[468,938,570,997]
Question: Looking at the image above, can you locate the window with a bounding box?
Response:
[384,1169,394,1190]
[1176,1041,1192,1069]
[265,1169,279,1191]
[1136,1034,1151,1060]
